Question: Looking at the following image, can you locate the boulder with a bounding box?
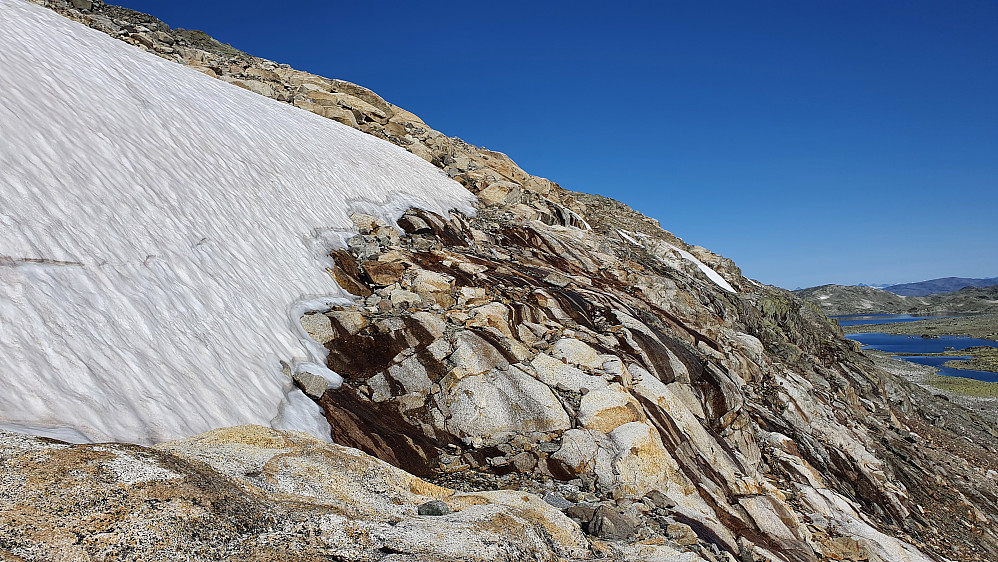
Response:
[301,312,336,344]
[609,422,688,498]
[666,522,699,546]
[412,269,455,306]
[293,368,331,399]
[458,286,490,306]
[411,310,447,339]
[447,330,508,378]
[390,288,421,308]
[467,302,514,339]
[543,271,572,287]
[589,506,635,540]
[543,492,574,510]
[323,105,359,127]
[412,269,454,293]
[223,77,273,97]
[551,337,605,370]
[0,426,593,561]
[326,308,368,336]
[552,429,617,488]
[349,212,387,234]
[387,355,432,396]
[363,261,405,286]
[438,365,571,441]
[566,503,597,523]
[329,249,372,297]
[530,353,608,393]
[578,383,645,433]
[477,180,521,206]
[644,489,677,510]
[374,225,401,246]
[511,451,538,472]
[417,500,451,516]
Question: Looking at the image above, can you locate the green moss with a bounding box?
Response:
[924,373,998,397]
[941,346,998,372]
[174,29,244,58]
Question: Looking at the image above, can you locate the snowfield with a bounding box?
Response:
[667,244,737,294]
[0,0,474,443]
[617,229,737,295]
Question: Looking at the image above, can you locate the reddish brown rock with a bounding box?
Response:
[329,249,371,297]
[319,385,443,476]
[362,260,405,286]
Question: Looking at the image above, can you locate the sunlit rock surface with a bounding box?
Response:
[4,1,998,561]
[0,426,590,561]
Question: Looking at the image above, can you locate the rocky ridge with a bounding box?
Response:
[795,284,998,317]
[7,1,998,561]
[883,278,998,298]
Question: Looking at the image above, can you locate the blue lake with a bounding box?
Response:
[902,356,998,383]
[833,314,951,327]
[847,332,998,382]
[847,333,998,354]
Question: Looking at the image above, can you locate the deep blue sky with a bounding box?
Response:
[117,0,997,289]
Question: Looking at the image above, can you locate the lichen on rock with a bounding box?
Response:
[10,2,998,561]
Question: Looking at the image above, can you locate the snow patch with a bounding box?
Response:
[613,230,736,294]
[272,388,335,444]
[0,428,74,450]
[0,422,92,444]
[0,0,475,443]
[616,229,641,246]
[666,244,737,294]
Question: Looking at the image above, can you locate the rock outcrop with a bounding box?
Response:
[9,1,998,561]
[796,283,998,316]
[295,204,998,561]
[0,426,592,561]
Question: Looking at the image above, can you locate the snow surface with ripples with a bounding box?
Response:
[0,0,474,443]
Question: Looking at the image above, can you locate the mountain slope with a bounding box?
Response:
[796,284,998,316]
[884,276,998,297]
[4,1,998,561]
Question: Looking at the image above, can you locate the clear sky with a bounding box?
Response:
[115,0,997,289]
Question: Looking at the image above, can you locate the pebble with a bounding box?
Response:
[417,500,451,516]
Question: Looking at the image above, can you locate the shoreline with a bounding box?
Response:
[868,351,998,424]
[842,312,998,374]
[841,312,998,341]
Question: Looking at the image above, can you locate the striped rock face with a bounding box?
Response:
[300,206,968,562]
[6,2,998,561]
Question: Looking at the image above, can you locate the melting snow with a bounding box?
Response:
[613,229,736,294]
[666,244,737,294]
[0,0,474,443]
[272,388,334,443]
[616,229,641,246]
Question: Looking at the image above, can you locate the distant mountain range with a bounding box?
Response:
[794,283,998,316]
[880,276,998,297]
